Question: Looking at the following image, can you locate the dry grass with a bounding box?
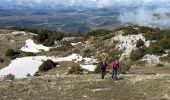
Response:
[0,73,170,100]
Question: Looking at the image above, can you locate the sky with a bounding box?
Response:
[0,0,170,9]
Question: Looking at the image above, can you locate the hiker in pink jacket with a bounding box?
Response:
[111,60,119,80]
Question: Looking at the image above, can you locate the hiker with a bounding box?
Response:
[111,60,119,80]
[100,61,107,79]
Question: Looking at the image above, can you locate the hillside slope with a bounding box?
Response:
[0,26,170,99]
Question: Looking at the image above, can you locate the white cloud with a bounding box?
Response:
[0,0,170,8]
[119,7,170,29]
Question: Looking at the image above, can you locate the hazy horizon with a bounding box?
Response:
[0,0,170,32]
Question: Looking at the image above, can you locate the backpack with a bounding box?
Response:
[100,63,107,71]
[112,61,119,69]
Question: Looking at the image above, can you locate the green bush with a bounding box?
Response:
[39,59,56,72]
[37,32,48,43]
[159,38,170,50]
[43,39,54,46]
[86,29,112,37]
[122,26,139,35]
[160,56,170,63]
[94,63,101,74]
[136,39,145,48]
[147,43,165,56]
[142,31,162,41]
[105,50,121,64]
[130,48,147,61]
[118,61,132,74]
[36,30,65,46]
[83,49,93,57]
[139,26,160,33]
[68,65,84,75]
[5,49,18,57]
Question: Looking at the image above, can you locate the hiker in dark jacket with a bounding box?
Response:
[111,60,119,80]
[100,61,107,79]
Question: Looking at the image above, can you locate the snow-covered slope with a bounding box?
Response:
[21,39,50,53]
[0,54,97,78]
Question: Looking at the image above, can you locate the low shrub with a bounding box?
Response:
[147,43,165,56]
[130,48,147,61]
[102,34,115,40]
[0,58,4,63]
[5,49,19,57]
[37,32,48,43]
[136,39,145,48]
[159,56,170,63]
[68,65,84,75]
[34,72,40,76]
[39,59,56,72]
[24,52,36,56]
[86,29,112,37]
[156,63,164,67]
[159,38,170,50]
[143,32,162,41]
[122,26,139,35]
[43,39,54,46]
[36,30,65,46]
[94,63,101,74]
[83,49,93,57]
[4,73,15,80]
[118,61,132,74]
[139,26,160,33]
[105,50,121,64]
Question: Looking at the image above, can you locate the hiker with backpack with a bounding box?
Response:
[111,60,119,80]
[100,61,107,79]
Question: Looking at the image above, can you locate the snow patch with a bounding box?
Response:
[113,34,150,60]
[70,42,82,46]
[12,31,27,36]
[0,54,98,78]
[141,54,168,64]
[80,57,98,71]
[21,39,51,53]
[80,64,96,71]
[0,56,47,78]
[12,31,37,36]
